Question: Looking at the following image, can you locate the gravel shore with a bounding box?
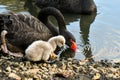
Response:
[0,54,120,80]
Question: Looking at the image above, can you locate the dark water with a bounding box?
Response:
[0,0,120,60]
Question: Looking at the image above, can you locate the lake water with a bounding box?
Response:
[0,0,120,61]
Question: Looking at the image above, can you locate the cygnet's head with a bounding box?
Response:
[56,35,66,47]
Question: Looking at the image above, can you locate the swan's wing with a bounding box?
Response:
[6,30,52,49]
[6,12,51,33]
[1,12,53,50]
[17,13,51,33]
[5,13,52,44]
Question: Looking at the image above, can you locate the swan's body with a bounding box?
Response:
[35,0,97,14]
[0,12,52,52]
[25,35,65,61]
[0,7,76,57]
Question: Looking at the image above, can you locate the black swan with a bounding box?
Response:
[0,7,76,57]
[25,35,65,61]
[35,0,97,14]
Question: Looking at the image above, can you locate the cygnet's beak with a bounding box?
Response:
[61,44,69,50]
[58,44,69,54]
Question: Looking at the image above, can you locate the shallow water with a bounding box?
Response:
[0,0,120,60]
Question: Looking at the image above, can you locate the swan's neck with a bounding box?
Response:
[38,7,67,35]
[48,37,57,51]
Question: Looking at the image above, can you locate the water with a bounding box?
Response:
[0,0,120,60]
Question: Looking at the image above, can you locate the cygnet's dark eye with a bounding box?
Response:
[60,41,64,45]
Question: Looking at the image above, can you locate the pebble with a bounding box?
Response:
[9,73,21,80]
[6,66,11,72]
[0,54,120,80]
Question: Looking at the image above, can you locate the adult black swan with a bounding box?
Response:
[0,7,76,57]
[35,0,97,14]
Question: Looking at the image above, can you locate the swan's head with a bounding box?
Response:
[60,31,77,52]
[56,35,66,48]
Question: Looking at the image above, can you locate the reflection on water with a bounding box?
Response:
[80,14,96,59]
[0,0,25,12]
[0,0,120,60]
[59,14,96,60]
[24,0,39,17]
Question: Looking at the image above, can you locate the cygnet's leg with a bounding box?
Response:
[44,53,58,63]
[50,53,57,60]
[0,30,23,57]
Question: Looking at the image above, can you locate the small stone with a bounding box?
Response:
[6,66,11,72]
[9,73,21,80]
[51,68,56,72]
[12,70,17,73]
[25,78,33,80]
[26,69,40,74]
[53,64,57,68]
[33,75,41,80]
[0,69,2,72]
[33,65,39,69]
[25,61,31,67]
[67,58,73,61]
[79,60,87,66]
[41,67,48,72]
[92,73,101,80]
[62,62,66,70]
[13,62,19,67]
[14,68,19,71]
[42,63,47,67]
[42,74,48,79]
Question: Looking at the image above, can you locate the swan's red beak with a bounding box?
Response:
[70,40,77,52]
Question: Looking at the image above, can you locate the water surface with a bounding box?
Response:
[0,0,120,60]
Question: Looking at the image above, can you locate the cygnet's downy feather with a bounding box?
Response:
[25,35,65,61]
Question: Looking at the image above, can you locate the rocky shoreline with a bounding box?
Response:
[0,54,120,80]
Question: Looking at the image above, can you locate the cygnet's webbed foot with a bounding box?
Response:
[45,53,58,63]
[0,30,23,57]
[50,53,57,60]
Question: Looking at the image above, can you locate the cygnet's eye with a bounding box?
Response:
[60,41,64,45]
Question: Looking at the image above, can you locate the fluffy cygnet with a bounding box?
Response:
[25,35,65,61]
